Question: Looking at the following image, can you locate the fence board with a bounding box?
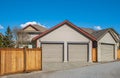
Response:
[25,48,42,71]
[92,48,97,62]
[0,48,42,75]
[117,49,120,59]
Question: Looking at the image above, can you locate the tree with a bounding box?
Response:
[3,26,15,47]
[13,27,30,48]
[0,34,3,47]
[18,30,30,47]
[12,27,21,48]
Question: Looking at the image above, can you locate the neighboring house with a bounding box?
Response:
[18,24,47,48]
[32,20,120,62]
[32,20,96,62]
[84,28,120,62]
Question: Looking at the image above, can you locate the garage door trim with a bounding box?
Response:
[41,42,64,62]
[67,43,89,62]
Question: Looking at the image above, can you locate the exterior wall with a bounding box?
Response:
[89,41,92,62]
[99,33,116,44]
[97,32,117,62]
[41,24,89,42]
[29,34,39,41]
[37,24,92,62]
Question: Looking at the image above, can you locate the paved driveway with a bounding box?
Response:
[42,62,96,71]
[1,61,120,78]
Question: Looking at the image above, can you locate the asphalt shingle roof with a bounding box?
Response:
[91,29,108,39]
[81,28,96,34]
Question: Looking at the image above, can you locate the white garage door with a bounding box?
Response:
[42,43,63,62]
[101,44,114,61]
[68,43,88,62]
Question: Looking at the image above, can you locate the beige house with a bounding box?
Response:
[32,20,96,62]
[83,28,120,62]
[18,24,47,48]
[32,20,120,63]
[92,29,119,62]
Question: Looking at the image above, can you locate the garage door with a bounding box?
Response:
[101,44,114,61]
[68,43,88,62]
[42,43,63,62]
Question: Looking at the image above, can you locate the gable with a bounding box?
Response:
[24,26,37,31]
[33,20,96,41]
[99,32,116,44]
[40,24,90,42]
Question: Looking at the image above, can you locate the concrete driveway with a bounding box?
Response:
[1,61,120,78]
[42,62,96,71]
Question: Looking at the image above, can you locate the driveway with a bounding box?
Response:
[1,61,120,78]
[42,62,96,71]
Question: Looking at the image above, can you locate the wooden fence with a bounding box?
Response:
[0,48,42,75]
[92,48,97,62]
[117,49,120,59]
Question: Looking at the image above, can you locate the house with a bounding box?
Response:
[18,24,47,48]
[83,28,120,62]
[32,20,96,62]
[32,20,120,62]
[92,29,120,61]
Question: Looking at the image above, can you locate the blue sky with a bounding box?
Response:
[0,0,120,34]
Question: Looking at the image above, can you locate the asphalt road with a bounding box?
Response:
[1,61,120,78]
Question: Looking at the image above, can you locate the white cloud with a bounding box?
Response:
[0,25,4,29]
[94,26,102,30]
[20,21,47,28]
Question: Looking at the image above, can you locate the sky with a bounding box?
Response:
[0,0,120,34]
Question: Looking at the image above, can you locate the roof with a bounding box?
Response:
[23,24,48,32]
[32,20,96,41]
[91,28,120,42]
[81,28,96,34]
[91,29,108,39]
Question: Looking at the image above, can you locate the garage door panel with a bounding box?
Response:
[68,44,88,62]
[101,44,114,61]
[42,43,63,62]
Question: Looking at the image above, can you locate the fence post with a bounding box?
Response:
[0,50,1,75]
[24,48,26,72]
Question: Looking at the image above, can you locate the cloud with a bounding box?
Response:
[0,25,4,29]
[94,26,102,30]
[20,21,47,28]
